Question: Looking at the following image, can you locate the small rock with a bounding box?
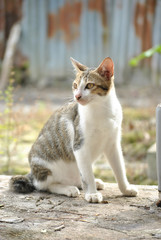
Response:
[54,224,65,232]
[156,200,161,207]
[0,216,24,223]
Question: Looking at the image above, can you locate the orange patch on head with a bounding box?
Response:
[71,57,114,96]
[72,71,83,90]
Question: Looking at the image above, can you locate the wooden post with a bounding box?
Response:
[0,22,21,90]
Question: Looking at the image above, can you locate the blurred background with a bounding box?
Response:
[0,0,161,185]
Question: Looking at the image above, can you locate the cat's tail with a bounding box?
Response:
[9,173,35,193]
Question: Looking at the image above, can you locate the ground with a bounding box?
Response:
[0,175,161,240]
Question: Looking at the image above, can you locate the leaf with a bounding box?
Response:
[129,59,139,67]
[129,44,161,66]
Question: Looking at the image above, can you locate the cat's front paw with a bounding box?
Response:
[95,179,105,190]
[65,186,80,197]
[122,185,138,197]
[85,192,103,203]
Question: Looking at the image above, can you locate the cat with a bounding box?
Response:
[10,57,138,203]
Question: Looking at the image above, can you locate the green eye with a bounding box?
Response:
[86,83,95,89]
[73,83,77,89]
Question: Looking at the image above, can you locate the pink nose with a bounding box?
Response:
[75,93,82,100]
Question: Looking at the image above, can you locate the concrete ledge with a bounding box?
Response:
[0,175,160,240]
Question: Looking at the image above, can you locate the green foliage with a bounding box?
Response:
[129,45,161,67]
[13,60,29,85]
[0,72,17,173]
[122,108,155,163]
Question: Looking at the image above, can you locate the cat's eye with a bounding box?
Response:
[85,83,95,89]
[73,83,77,89]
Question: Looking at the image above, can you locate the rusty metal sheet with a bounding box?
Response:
[47,1,82,43]
[17,0,161,85]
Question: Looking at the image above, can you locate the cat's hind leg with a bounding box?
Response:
[31,158,81,197]
[48,184,80,197]
[95,179,105,190]
[78,179,105,190]
[34,177,80,197]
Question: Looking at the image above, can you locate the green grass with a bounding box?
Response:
[122,107,155,163]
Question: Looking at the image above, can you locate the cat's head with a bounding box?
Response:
[71,57,114,105]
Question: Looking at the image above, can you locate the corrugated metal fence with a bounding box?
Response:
[2,0,161,85]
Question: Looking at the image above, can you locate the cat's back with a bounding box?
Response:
[42,101,78,131]
[29,101,79,162]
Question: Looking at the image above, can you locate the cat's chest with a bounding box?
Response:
[79,113,118,159]
[77,98,122,158]
[80,105,121,141]
[83,115,117,139]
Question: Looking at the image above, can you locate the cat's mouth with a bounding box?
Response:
[76,98,90,106]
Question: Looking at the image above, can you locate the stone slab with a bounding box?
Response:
[0,175,160,240]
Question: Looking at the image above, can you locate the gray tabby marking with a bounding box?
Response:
[29,102,84,164]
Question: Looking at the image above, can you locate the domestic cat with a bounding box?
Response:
[10,57,138,203]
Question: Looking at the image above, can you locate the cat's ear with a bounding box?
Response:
[70,57,87,72]
[96,57,114,80]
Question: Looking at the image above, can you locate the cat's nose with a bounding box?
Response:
[75,93,82,100]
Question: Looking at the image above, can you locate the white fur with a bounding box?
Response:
[74,86,138,202]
